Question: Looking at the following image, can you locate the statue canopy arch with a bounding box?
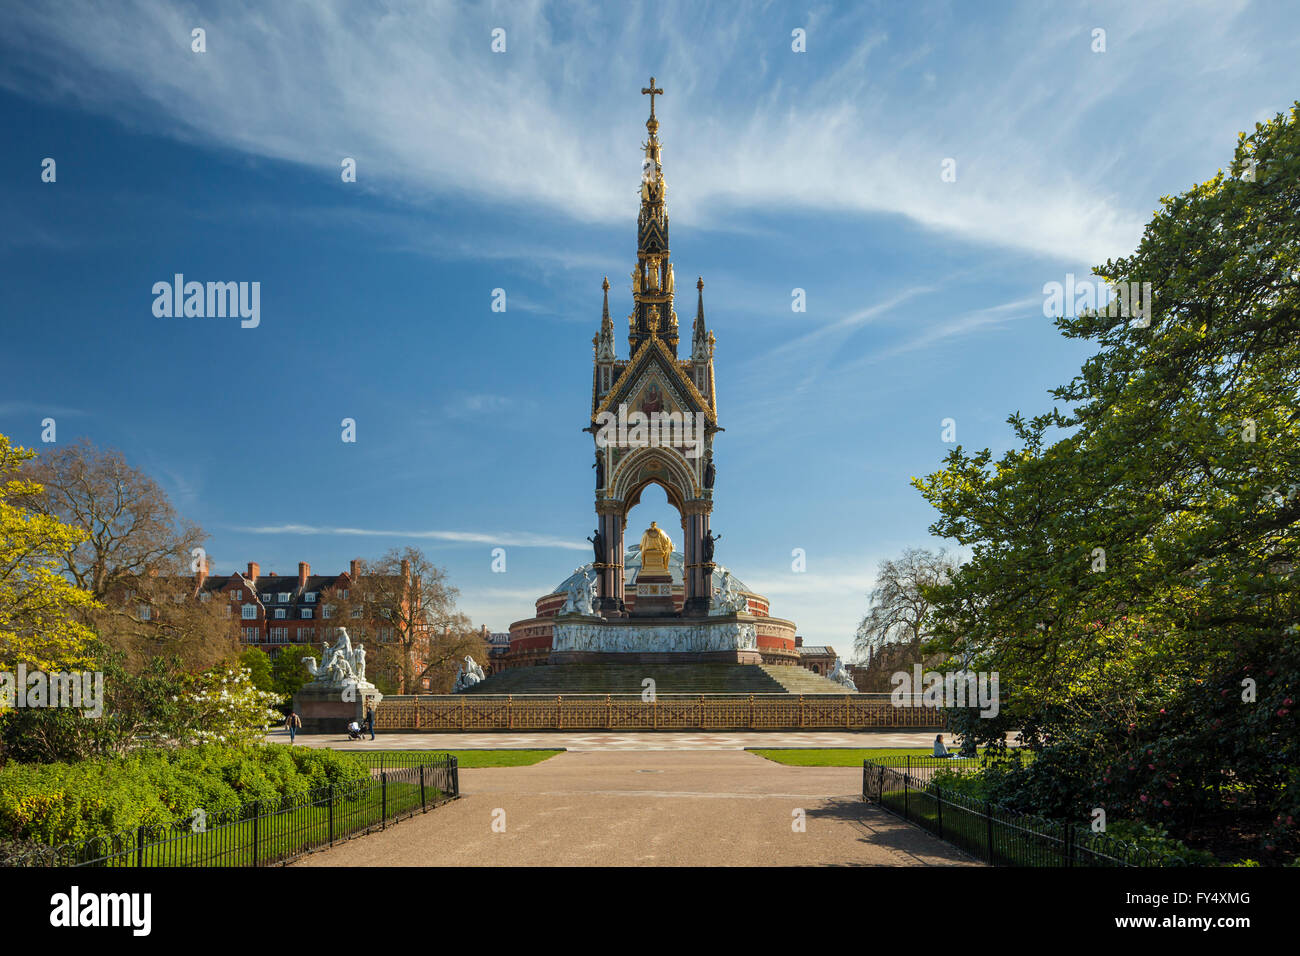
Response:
[609,445,698,518]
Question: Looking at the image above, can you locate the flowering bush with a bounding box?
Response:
[161,665,285,746]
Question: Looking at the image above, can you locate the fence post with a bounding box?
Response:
[460,695,466,730]
[799,695,805,728]
[328,784,334,846]
[935,784,943,840]
[135,825,144,868]
[420,765,427,812]
[699,695,705,729]
[251,800,259,867]
[607,694,612,729]
[507,695,513,730]
[750,694,755,729]
[903,771,909,821]
[557,695,563,729]
[452,755,460,797]
[985,800,994,864]
[381,772,388,828]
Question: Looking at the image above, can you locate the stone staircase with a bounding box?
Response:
[462,663,853,695]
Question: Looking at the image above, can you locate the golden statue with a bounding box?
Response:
[639,521,673,572]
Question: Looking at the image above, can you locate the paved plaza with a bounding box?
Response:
[274,728,948,751]
[291,747,978,866]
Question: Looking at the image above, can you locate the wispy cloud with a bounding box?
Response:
[2,0,1273,263]
[231,523,589,550]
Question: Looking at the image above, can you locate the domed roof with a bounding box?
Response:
[553,548,749,595]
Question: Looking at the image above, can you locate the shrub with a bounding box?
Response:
[0,744,368,845]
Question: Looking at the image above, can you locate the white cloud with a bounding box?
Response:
[2,0,1281,264]
[232,523,589,550]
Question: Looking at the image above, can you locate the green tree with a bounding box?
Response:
[271,644,314,699]
[239,647,274,692]
[912,107,1300,858]
[0,434,99,673]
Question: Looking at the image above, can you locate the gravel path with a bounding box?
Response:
[291,749,979,867]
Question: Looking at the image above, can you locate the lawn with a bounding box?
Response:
[336,749,563,769]
[747,747,1022,766]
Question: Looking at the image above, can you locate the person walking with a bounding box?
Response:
[365,703,376,741]
[286,710,302,743]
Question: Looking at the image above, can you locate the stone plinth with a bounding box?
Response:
[630,571,675,617]
[293,683,383,735]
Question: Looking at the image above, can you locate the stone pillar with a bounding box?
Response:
[682,499,713,616]
[596,499,625,614]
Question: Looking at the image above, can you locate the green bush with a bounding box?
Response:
[0,744,369,845]
[1102,820,1218,866]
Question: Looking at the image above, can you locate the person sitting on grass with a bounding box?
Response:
[933,734,973,759]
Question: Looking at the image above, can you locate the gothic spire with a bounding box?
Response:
[629,77,677,357]
[691,276,709,361]
[596,276,615,362]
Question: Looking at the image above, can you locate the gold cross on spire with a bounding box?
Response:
[641,76,663,117]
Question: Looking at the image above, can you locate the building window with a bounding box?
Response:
[241,604,258,620]
[262,593,272,604]
[299,628,314,642]
[269,627,289,643]
[351,608,363,618]
[301,609,313,620]
[275,609,286,619]
[232,589,242,600]
[241,627,259,643]
[322,605,333,619]
[304,592,316,603]
[279,592,291,603]
[138,605,151,621]
[339,589,349,600]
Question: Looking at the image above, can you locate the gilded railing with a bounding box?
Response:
[374,694,946,731]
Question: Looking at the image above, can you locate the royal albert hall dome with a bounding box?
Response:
[503,547,799,668]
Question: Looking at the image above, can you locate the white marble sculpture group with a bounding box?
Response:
[709,568,749,615]
[561,564,598,615]
[828,656,858,692]
[303,627,371,687]
[453,655,487,692]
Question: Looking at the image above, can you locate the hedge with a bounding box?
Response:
[0,744,370,845]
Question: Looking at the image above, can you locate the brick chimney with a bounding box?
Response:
[196,555,209,589]
[349,558,361,580]
[401,558,411,581]
[247,562,259,584]
[298,561,310,590]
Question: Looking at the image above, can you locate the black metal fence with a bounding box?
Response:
[337,750,466,773]
[862,757,1152,866]
[33,756,458,867]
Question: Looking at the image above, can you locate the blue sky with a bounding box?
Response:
[2,1,1297,653]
